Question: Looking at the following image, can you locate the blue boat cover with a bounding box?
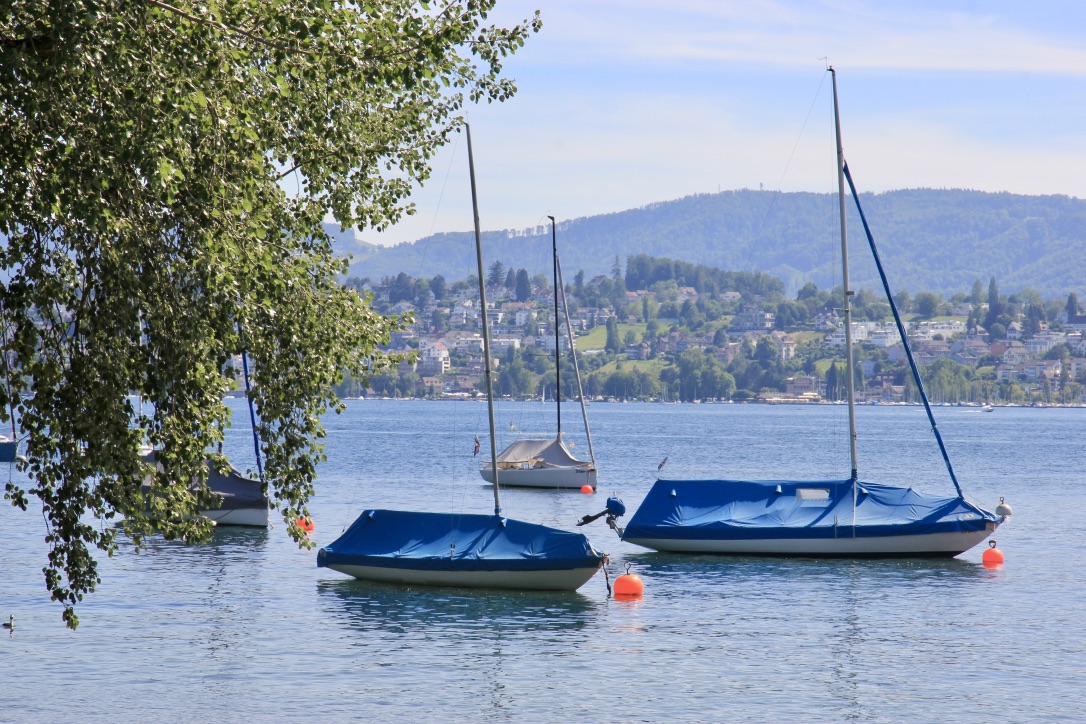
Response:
[318,510,603,572]
[0,438,17,464]
[623,479,1002,542]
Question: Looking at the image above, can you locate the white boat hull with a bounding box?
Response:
[200,503,270,527]
[624,521,1000,557]
[480,465,596,489]
[321,561,602,591]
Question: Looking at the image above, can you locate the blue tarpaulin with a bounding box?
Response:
[318,509,603,572]
[623,479,1001,543]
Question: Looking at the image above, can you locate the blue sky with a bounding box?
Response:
[363,0,1086,246]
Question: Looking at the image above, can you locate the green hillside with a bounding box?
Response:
[346,188,1086,300]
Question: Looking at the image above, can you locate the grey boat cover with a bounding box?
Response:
[493,437,589,468]
[142,453,267,511]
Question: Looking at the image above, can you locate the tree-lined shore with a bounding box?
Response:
[343,255,1086,407]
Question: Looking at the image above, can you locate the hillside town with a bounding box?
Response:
[342,260,1086,406]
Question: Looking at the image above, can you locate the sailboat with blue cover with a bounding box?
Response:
[620,68,1008,557]
[317,125,605,590]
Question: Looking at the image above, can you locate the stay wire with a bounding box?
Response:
[748,70,831,253]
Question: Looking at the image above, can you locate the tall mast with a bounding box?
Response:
[555,246,596,469]
[549,215,561,437]
[830,67,860,495]
[465,123,502,515]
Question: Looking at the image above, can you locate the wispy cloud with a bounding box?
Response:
[366,0,1086,244]
[547,0,1086,76]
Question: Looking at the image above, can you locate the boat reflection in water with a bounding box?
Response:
[315,578,601,637]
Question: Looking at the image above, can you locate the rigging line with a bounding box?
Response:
[428,132,463,239]
[750,70,831,243]
[842,161,964,499]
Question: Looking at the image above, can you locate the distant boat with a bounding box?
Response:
[0,435,17,464]
[142,452,270,527]
[318,124,605,591]
[139,350,270,528]
[1,361,19,462]
[619,67,1006,558]
[480,217,597,490]
[983,404,994,412]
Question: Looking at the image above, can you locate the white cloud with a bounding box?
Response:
[546,0,1086,76]
[363,0,1086,245]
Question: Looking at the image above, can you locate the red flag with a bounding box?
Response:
[473,435,480,457]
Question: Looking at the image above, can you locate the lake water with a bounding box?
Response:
[2,399,1084,722]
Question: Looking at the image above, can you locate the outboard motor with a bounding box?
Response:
[577,496,626,536]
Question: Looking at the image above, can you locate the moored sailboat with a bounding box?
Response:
[619,67,1006,558]
[480,216,598,490]
[318,125,605,590]
[140,353,271,528]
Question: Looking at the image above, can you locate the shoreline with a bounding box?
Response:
[333,395,1084,408]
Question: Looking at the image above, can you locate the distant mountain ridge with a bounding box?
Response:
[343,189,1086,300]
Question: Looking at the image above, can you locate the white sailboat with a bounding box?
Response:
[619,67,1007,557]
[480,217,598,490]
[317,125,605,590]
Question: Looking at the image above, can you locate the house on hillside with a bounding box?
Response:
[786,374,820,397]
[491,336,521,355]
[449,300,478,326]
[1025,333,1062,357]
[871,376,905,402]
[999,340,1030,365]
[677,287,699,303]
[1018,358,1063,382]
[537,335,572,353]
[444,331,484,355]
[625,341,652,360]
[913,341,952,366]
[1063,314,1086,332]
[417,339,450,375]
[868,327,900,348]
[827,321,872,346]
[1065,357,1086,379]
[950,338,991,360]
[446,374,482,395]
[771,331,796,361]
[731,306,774,332]
[421,376,444,394]
[813,310,840,331]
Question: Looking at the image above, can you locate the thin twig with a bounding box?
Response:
[146,0,314,55]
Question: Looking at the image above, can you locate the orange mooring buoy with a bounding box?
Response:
[297,516,315,534]
[982,540,1004,568]
[580,484,594,494]
[613,564,644,599]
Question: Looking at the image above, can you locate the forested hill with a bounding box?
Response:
[344,188,1086,299]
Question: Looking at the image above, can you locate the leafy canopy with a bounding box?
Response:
[0,0,539,628]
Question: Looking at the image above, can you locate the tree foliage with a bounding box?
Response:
[625,254,784,298]
[487,260,506,288]
[0,0,539,627]
[514,268,531,302]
